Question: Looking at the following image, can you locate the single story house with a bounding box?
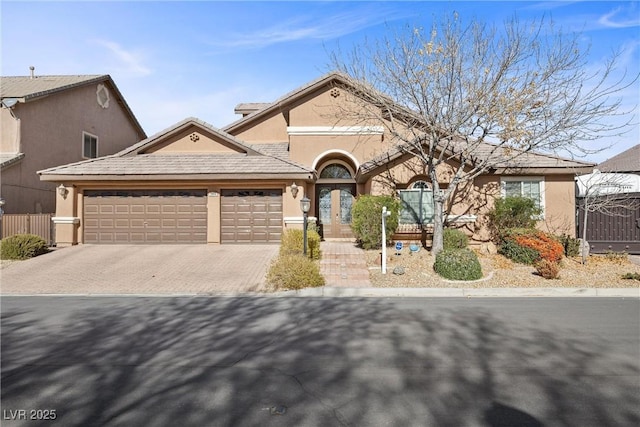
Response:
[39,73,593,246]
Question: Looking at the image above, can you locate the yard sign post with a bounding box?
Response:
[381,206,391,274]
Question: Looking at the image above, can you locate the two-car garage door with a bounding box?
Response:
[83,189,283,244]
[84,190,208,244]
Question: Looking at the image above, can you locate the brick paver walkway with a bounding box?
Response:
[0,244,279,295]
[320,241,371,287]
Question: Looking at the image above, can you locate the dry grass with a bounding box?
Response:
[366,248,640,288]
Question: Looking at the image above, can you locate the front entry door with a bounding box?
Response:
[317,184,356,239]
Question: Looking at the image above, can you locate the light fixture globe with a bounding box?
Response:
[300,195,311,214]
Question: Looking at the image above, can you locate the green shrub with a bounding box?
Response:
[280,228,321,260]
[498,238,540,265]
[622,272,640,281]
[351,195,401,250]
[0,234,49,260]
[558,234,580,257]
[604,251,628,264]
[534,259,561,279]
[487,196,542,241]
[433,248,483,281]
[443,228,468,250]
[266,254,325,291]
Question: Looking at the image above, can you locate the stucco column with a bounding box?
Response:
[207,189,220,243]
[52,184,79,246]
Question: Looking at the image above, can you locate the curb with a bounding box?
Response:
[273,287,640,298]
[2,288,638,298]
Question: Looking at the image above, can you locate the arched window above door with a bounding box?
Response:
[320,164,352,179]
[411,180,431,189]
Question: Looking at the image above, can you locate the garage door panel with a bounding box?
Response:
[84,190,206,244]
[220,189,282,243]
[85,205,99,215]
[115,205,130,214]
[99,219,114,228]
[193,218,207,227]
[131,205,145,214]
[99,205,114,214]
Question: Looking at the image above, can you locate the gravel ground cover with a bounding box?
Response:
[366,248,640,288]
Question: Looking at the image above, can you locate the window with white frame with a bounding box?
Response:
[399,180,434,225]
[83,132,98,159]
[501,177,545,215]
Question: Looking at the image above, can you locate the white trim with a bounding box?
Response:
[287,126,384,136]
[446,214,477,224]
[312,150,360,170]
[500,176,546,218]
[52,216,80,224]
[284,216,318,225]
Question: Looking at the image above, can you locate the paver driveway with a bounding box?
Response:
[0,244,279,295]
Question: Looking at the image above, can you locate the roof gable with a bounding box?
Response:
[0,74,146,138]
[119,117,262,156]
[223,72,354,133]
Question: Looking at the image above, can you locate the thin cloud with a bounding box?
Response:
[598,6,640,29]
[210,8,408,50]
[92,39,153,76]
[521,1,583,11]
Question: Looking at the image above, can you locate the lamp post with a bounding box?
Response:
[300,195,311,256]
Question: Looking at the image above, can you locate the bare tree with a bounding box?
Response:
[576,170,640,264]
[330,13,636,254]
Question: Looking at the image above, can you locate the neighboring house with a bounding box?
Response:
[597,143,640,174]
[1,70,146,215]
[39,73,593,246]
[576,144,640,254]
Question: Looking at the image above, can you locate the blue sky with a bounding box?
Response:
[2,1,639,163]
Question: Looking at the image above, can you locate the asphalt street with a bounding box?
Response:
[1,296,639,427]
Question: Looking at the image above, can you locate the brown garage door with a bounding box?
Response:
[220,189,282,243]
[84,190,207,244]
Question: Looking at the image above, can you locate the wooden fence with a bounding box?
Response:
[577,192,640,254]
[0,213,55,246]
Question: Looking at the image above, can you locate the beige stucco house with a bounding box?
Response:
[1,71,146,215]
[39,73,593,246]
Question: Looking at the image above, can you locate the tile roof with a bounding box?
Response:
[234,103,271,115]
[249,142,290,159]
[359,141,594,177]
[39,153,312,176]
[598,144,640,173]
[1,75,106,100]
[0,152,25,169]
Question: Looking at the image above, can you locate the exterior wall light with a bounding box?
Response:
[291,182,299,199]
[57,184,69,199]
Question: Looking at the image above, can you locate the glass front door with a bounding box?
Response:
[316,184,355,238]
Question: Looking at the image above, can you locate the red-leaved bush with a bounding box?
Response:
[499,228,564,264]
